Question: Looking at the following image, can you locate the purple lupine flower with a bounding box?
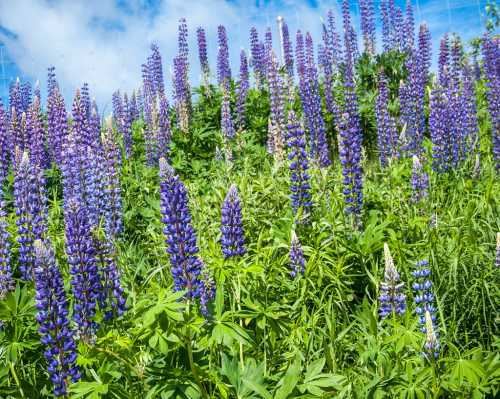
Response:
[337,30,363,220]
[411,155,429,203]
[221,90,235,140]
[159,158,208,304]
[33,240,81,397]
[14,150,47,280]
[158,94,172,161]
[173,54,191,133]
[381,0,391,52]
[122,94,133,160]
[143,91,158,166]
[0,101,10,188]
[403,0,414,51]
[267,51,285,145]
[221,184,246,259]
[319,30,338,121]
[71,90,87,147]
[130,91,139,121]
[217,25,231,92]
[438,34,450,88]
[65,200,101,344]
[9,79,22,117]
[199,265,215,316]
[20,82,32,113]
[112,91,124,132]
[102,126,123,239]
[289,231,305,278]
[416,23,431,145]
[150,43,165,97]
[429,83,451,173]
[81,83,91,122]
[86,101,102,151]
[0,202,14,299]
[376,72,398,167]
[423,310,440,360]
[236,50,249,132]
[279,17,294,79]
[325,9,343,64]
[178,18,189,62]
[342,0,355,65]
[33,80,41,105]
[411,259,440,359]
[391,3,404,51]
[304,33,330,167]
[27,96,47,169]
[250,27,265,86]
[462,63,480,161]
[286,111,311,217]
[379,243,406,318]
[93,235,126,321]
[10,108,26,153]
[83,145,105,229]
[481,34,500,170]
[197,27,210,86]
[47,66,58,96]
[295,30,307,108]
[359,0,376,55]
[264,27,273,73]
[61,133,85,208]
[47,87,68,165]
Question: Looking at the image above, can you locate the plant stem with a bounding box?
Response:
[10,362,25,398]
[185,302,208,399]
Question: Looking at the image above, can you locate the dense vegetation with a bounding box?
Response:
[0,0,499,398]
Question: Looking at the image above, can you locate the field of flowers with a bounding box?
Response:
[0,0,499,397]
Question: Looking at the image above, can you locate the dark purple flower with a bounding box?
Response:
[81,83,91,123]
[173,54,191,133]
[376,72,398,167]
[404,0,414,51]
[27,96,48,169]
[0,101,10,188]
[197,27,210,86]
[249,27,265,86]
[411,259,440,359]
[221,184,246,259]
[34,239,81,397]
[150,43,165,97]
[0,202,14,299]
[159,158,210,308]
[47,86,68,165]
[379,243,406,318]
[122,94,133,160]
[289,231,305,278]
[278,17,294,79]
[411,155,429,203]
[93,235,126,321]
[158,94,172,161]
[236,50,249,131]
[217,25,231,92]
[47,66,58,96]
[221,90,235,140]
[112,91,124,133]
[286,111,311,217]
[65,200,101,344]
[267,51,285,146]
[178,18,189,62]
[359,0,376,55]
[14,150,48,280]
[429,84,452,173]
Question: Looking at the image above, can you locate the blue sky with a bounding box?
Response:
[0,0,491,110]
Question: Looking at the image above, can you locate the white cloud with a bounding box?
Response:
[0,0,487,112]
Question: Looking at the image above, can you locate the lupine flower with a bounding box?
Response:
[47,66,58,96]
[235,50,249,132]
[93,233,126,321]
[199,265,215,316]
[47,86,68,165]
[411,155,429,203]
[61,133,85,208]
[381,0,391,52]
[411,260,437,332]
[325,9,343,65]
[9,78,22,116]
[481,34,500,170]
[150,43,165,97]
[122,93,133,160]
[376,72,398,167]
[318,38,337,121]
[404,0,414,51]
[379,243,406,318]
[267,51,285,144]
[81,83,91,122]
[178,18,189,62]
[221,90,235,140]
[0,101,10,188]
[112,91,123,132]
[173,54,191,133]
[429,83,452,173]
[438,34,450,88]
[221,184,246,259]
[102,124,123,239]
[159,158,211,308]
[84,145,106,229]
[217,25,232,92]
[34,240,81,397]
[462,63,480,162]
[65,200,101,344]
[424,310,440,359]
[0,202,14,299]
[278,17,294,79]
[286,111,311,217]
[158,94,172,161]
[249,27,265,87]
[496,232,500,268]
[27,96,47,169]
[359,0,376,55]
[21,82,32,113]
[197,27,210,87]
[130,91,139,121]
[289,231,305,278]
[14,150,47,280]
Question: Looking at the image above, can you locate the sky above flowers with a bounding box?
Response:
[0,0,490,110]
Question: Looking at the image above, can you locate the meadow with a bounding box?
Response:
[0,0,499,398]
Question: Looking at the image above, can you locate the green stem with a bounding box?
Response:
[185,303,208,399]
[9,362,25,398]
[237,273,244,370]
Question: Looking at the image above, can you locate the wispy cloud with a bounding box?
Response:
[0,0,489,111]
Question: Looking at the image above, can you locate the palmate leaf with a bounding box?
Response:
[69,381,109,399]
